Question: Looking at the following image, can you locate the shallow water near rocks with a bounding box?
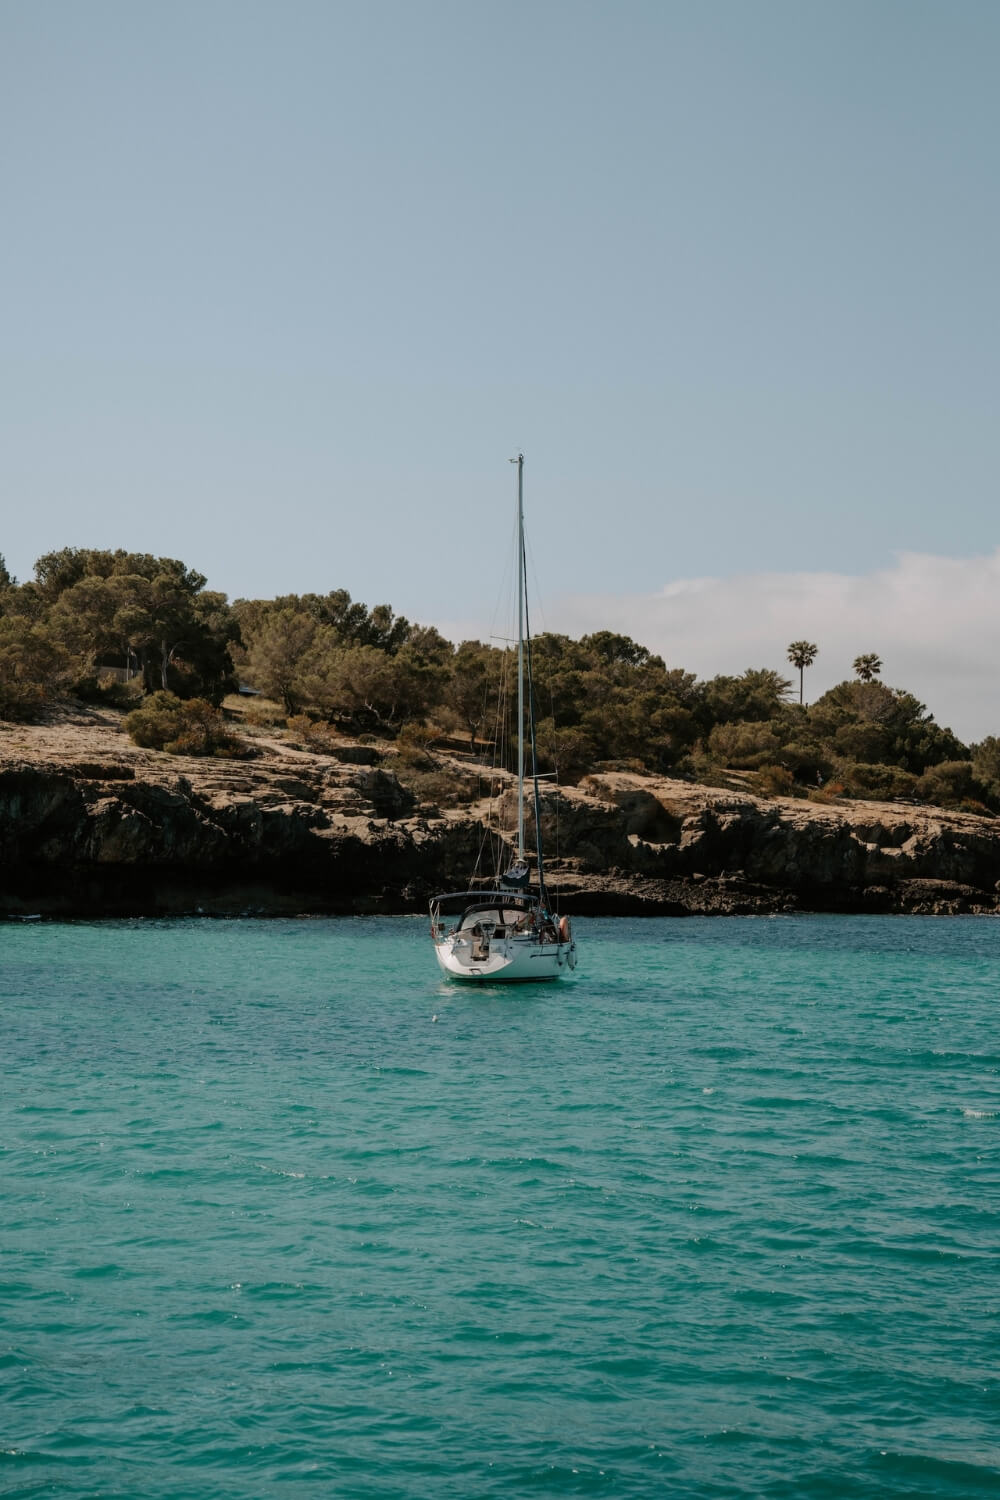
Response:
[3,914,999,1498]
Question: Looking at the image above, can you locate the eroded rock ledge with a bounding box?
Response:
[2,711,1000,917]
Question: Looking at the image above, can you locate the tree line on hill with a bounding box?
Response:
[2,546,999,813]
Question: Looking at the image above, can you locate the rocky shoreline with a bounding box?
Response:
[3,708,1000,918]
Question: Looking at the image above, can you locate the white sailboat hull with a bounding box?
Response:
[434,931,576,983]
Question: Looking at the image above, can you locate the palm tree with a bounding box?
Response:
[786,640,818,705]
[853,653,882,683]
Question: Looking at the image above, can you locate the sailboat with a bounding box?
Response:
[429,455,578,983]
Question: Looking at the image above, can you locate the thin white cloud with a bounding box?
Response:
[538,549,1000,744]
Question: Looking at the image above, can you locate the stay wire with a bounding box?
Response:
[520,544,549,911]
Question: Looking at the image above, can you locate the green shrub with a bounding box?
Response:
[914,760,991,810]
[393,764,481,807]
[284,714,372,757]
[73,672,144,710]
[534,720,596,785]
[241,700,285,727]
[780,740,832,783]
[834,761,919,801]
[286,713,331,746]
[393,722,440,768]
[959,799,994,818]
[0,617,73,721]
[707,720,782,769]
[971,736,1000,785]
[750,764,796,797]
[807,780,846,804]
[0,677,47,721]
[124,692,247,757]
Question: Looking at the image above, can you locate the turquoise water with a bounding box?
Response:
[2,915,999,1499]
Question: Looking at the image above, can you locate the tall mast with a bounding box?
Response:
[515,453,525,862]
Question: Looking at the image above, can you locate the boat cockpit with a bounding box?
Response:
[429,890,558,948]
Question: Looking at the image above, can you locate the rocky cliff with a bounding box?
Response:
[2,709,1000,917]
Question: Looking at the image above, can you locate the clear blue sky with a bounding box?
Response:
[2,1,998,650]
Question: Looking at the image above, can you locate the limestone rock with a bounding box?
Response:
[2,714,999,917]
